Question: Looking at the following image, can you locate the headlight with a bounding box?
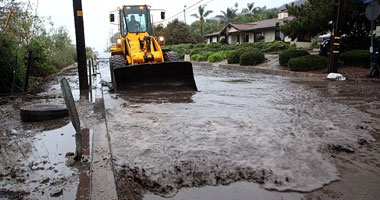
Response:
[159,36,165,42]
[117,39,122,44]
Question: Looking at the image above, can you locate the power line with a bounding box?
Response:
[163,0,204,22]
[164,0,218,23]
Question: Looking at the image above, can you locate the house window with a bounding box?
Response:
[275,30,281,41]
[237,34,240,43]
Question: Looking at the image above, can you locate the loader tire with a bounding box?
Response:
[110,55,125,89]
[164,51,179,62]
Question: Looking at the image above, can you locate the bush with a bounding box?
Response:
[340,50,370,67]
[208,50,232,63]
[256,35,265,42]
[199,55,209,61]
[191,54,201,61]
[279,49,310,66]
[240,51,265,66]
[194,43,206,48]
[228,47,258,64]
[288,55,327,71]
[28,39,58,77]
[0,33,26,94]
[219,38,226,44]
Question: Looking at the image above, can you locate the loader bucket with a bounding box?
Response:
[112,61,197,92]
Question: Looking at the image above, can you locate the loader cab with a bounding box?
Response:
[120,5,153,36]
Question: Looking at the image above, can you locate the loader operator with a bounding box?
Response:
[128,15,141,32]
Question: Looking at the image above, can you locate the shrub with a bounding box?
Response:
[191,54,201,61]
[256,35,265,42]
[190,48,202,56]
[288,55,327,71]
[199,55,208,61]
[0,33,26,94]
[261,41,290,52]
[208,50,232,63]
[219,38,226,44]
[194,43,206,48]
[340,50,370,67]
[228,47,259,64]
[279,49,310,66]
[28,39,58,77]
[240,51,265,66]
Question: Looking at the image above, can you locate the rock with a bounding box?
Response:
[10,171,16,178]
[65,157,76,167]
[40,177,50,184]
[327,73,346,81]
[65,152,75,157]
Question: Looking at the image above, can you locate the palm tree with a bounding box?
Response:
[242,3,255,16]
[191,5,213,38]
[216,8,237,24]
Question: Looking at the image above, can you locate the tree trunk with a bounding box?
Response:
[200,18,204,38]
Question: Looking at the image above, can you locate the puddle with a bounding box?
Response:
[0,121,79,199]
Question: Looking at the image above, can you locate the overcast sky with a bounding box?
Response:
[28,0,294,52]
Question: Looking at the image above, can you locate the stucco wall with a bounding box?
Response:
[228,34,238,44]
[263,30,275,42]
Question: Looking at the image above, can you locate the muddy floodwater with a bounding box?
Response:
[100,60,380,199]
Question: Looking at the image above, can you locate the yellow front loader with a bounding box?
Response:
[109,5,197,92]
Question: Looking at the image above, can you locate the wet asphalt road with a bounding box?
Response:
[98,56,380,200]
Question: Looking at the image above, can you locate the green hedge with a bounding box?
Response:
[227,47,258,64]
[340,50,370,67]
[191,54,201,61]
[288,55,327,71]
[208,50,233,63]
[164,41,290,59]
[279,49,310,66]
[240,51,265,66]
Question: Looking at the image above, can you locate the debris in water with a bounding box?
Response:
[50,188,63,197]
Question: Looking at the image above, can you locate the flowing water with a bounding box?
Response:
[99,58,378,199]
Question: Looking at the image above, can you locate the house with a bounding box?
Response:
[205,11,292,45]
[205,11,314,48]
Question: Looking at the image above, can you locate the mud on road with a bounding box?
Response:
[0,68,103,200]
[101,62,380,199]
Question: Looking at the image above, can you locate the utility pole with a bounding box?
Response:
[328,0,345,73]
[72,0,89,90]
[184,5,187,24]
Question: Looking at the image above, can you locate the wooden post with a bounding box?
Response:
[4,9,12,29]
[72,0,89,90]
[10,52,17,95]
[88,60,92,86]
[24,51,33,93]
[328,0,345,73]
[91,57,95,75]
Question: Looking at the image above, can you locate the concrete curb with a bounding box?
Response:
[90,73,118,200]
[191,61,380,81]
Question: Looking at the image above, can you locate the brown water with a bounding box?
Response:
[99,57,378,199]
[0,68,100,200]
